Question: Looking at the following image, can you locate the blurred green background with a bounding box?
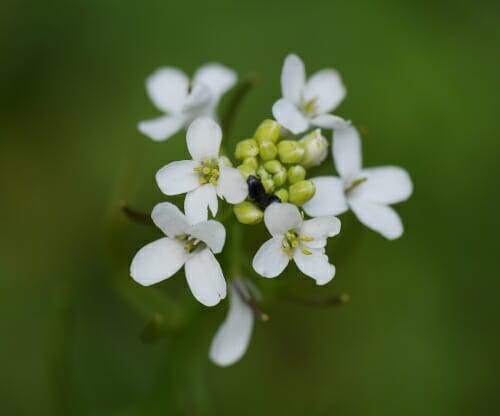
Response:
[1,0,499,414]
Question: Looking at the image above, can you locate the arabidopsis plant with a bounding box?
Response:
[138,64,236,141]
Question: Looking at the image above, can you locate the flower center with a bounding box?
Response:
[302,97,318,117]
[282,230,314,258]
[176,234,206,253]
[194,158,219,185]
[344,177,367,193]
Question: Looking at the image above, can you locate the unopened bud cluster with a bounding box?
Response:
[233,119,325,224]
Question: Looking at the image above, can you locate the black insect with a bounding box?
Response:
[247,175,281,210]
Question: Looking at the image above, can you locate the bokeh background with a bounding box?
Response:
[1,0,499,414]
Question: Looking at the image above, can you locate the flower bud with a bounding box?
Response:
[273,170,287,187]
[234,202,263,225]
[288,180,316,206]
[259,140,278,161]
[257,166,270,180]
[235,139,259,160]
[277,140,304,164]
[287,165,306,184]
[254,119,281,143]
[300,129,328,168]
[242,156,259,170]
[263,160,283,174]
[238,164,256,179]
[262,178,275,193]
[274,188,289,202]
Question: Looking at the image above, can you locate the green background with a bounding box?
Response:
[1,0,499,414]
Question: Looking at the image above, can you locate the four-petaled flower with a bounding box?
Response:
[303,125,413,240]
[156,117,248,223]
[138,64,237,141]
[130,202,227,307]
[253,203,341,285]
[272,53,347,135]
[209,279,254,367]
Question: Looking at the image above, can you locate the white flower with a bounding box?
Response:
[209,279,254,367]
[156,117,248,223]
[303,125,413,240]
[138,63,237,141]
[252,203,340,285]
[272,54,347,135]
[130,202,227,307]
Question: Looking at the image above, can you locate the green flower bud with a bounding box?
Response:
[254,119,281,143]
[242,156,259,170]
[218,155,233,167]
[238,164,256,179]
[259,140,278,161]
[235,139,259,160]
[262,178,275,193]
[274,188,289,202]
[263,160,283,174]
[277,140,304,164]
[288,180,316,206]
[273,170,287,187]
[234,202,263,225]
[257,166,270,180]
[287,165,306,184]
[300,129,328,168]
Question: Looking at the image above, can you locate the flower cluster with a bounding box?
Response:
[130,54,413,367]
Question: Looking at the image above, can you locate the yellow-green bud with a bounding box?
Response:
[235,139,259,160]
[274,188,289,202]
[218,155,232,167]
[242,156,259,170]
[287,165,306,184]
[259,140,278,161]
[262,178,275,193]
[234,202,263,225]
[257,166,270,180]
[273,170,287,187]
[263,160,283,174]
[288,180,316,206]
[254,119,281,143]
[277,140,304,164]
[238,164,256,179]
[300,129,328,168]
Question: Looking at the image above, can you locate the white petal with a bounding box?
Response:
[301,216,341,241]
[186,117,222,161]
[189,220,226,254]
[156,160,200,195]
[130,238,187,286]
[311,114,350,130]
[182,83,211,113]
[281,54,306,105]
[146,67,188,113]
[304,69,346,114]
[349,198,404,240]
[293,249,335,285]
[185,248,226,307]
[137,115,185,142]
[333,125,362,180]
[151,202,190,238]
[252,237,289,278]
[184,184,218,224]
[354,166,413,204]
[217,166,248,204]
[209,284,254,367]
[302,176,348,217]
[264,203,303,237]
[194,63,237,99]
[272,98,309,135]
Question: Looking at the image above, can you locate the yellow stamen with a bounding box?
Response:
[301,248,312,255]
